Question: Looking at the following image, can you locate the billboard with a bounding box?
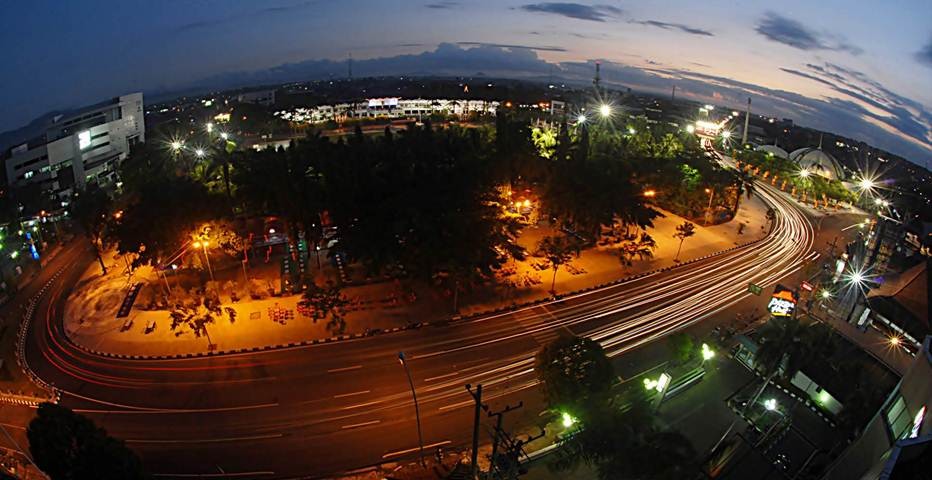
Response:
[767,284,798,317]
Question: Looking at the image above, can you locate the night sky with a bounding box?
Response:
[1,1,930,164]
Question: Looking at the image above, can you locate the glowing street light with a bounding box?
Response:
[170,140,183,152]
[627,127,636,135]
[576,114,587,124]
[799,169,810,178]
[643,189,656,197]
[561,412,577,428]
[686,124,695,134]
[721,131,731,139]
[599,104,612,118]
[820,289,832,299]
[701,343,715,361]
[889,336,901,347]
[857,177,876,192]
[194,148,206,158]
[206,122,214,133]
[764,398,778,411]
[220,132,230,140]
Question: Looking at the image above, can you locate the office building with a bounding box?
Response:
[3,93,144,200]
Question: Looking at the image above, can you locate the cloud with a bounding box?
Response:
[425,1,459,9]
[916,37,932,67]
[173,1,317,33]
[633,20,713,36]
[456,42,567,52]
[518,3,622,22]
[755,12,861,55]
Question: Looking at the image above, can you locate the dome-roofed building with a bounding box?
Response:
[756,144,789,159]
[790,146,845,181]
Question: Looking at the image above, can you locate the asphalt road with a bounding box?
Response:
[16,180,817,478]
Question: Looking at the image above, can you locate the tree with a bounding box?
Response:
[71,184,112,274]
[618,232,656,268]
[667,332,695,365]
[538,235,578,294]
[299,280,351,334]
[673,221,696,262]
[168,289,221,345]
[27,402,145,480]
[535,335,614,413]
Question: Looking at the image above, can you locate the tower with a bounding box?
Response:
[593,61,601,95]
[348,53,353,81]
[741,97,751,146]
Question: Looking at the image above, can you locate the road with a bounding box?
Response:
[17,181,815,478]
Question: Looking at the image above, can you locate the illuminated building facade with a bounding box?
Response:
[3,93,144,201]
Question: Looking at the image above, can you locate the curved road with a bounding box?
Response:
[23,181,814,478]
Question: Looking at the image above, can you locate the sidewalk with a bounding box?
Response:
[63,195,773,358]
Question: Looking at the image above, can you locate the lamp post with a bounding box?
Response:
[704,187,715,225]
[398,351,425,467]
[193,240,214,282]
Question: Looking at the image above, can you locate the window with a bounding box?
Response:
[886,395,912,440]
[23,171,35,179]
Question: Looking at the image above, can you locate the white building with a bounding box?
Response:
[276,98,498,124]
[4,93,144,200]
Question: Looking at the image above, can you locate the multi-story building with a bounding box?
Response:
[3,93,144,201]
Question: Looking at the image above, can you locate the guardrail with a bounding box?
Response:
[9,270,63,406]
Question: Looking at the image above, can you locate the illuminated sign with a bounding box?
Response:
[801,281,813,292]
[767,284,797,317]
[78,130,91,150]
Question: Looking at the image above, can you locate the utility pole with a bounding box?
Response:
[741,97,751,146]
[465,384,543,479]
[466,384,482,478]
[671,85,676,102]
[348,52,353,81]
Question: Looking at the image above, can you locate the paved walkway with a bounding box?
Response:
[64,195,773,357]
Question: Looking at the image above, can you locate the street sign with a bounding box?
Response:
[748,283,763,295]
[801,281,814,292]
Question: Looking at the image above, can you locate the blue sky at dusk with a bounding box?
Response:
[1,1,930,164]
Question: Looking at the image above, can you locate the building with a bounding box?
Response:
[276,97,498,125]
[789,147,845,181]
[857,261,929,353]
[755,144,789,159]
[3,93,144,200]
[824,335,932,480]
[236,89,276,106]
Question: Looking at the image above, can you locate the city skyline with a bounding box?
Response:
[0,0,930,165]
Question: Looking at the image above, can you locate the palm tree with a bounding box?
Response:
[673,221,695,262]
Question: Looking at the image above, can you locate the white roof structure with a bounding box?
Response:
[790,147,845,181]
[756,144,789,159]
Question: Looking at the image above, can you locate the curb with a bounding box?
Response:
[63,233,769,361]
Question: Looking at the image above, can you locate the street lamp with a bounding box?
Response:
[701,343,715,361]
[561,412,576,428]
[206,122,214,133]
[576,114,587,124]
[704,187,715,225]
[192,240,214,281]
[643,189,656,198]
[220,132,230,140]
[397,352,425,467]
[194,148,206,158]
[170,140,183,152]
[799,169,810,178]
[764,398,778,411]
[686,124,695,134]
[599,104,612,118]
